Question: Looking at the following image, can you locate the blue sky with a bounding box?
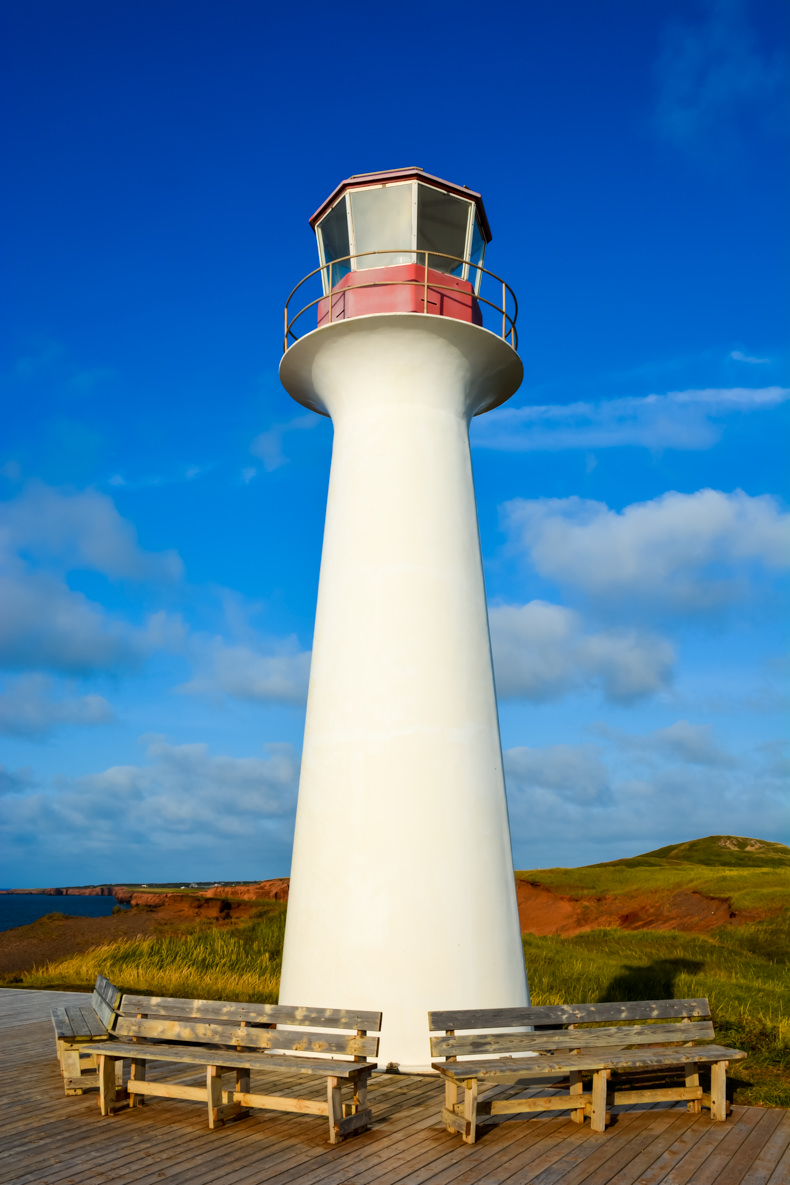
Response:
[1,0,788,885]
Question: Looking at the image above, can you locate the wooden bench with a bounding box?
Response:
[429,998,747,1144]
[50,974,122,1095]
[83,993,382,1143]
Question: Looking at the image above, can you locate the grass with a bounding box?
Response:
[523,911,790,1108]
[19,904,287,1004]
[600,834,790,870]
[515,864,787,912]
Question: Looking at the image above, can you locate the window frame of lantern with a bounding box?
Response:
[346,180,418,272]
[468,212,486,295]
[316,194,352,295]
[316,178,487,294]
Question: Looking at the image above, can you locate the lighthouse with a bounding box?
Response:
[278,168,529,1071]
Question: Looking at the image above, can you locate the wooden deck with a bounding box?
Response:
[1,988,787,1184]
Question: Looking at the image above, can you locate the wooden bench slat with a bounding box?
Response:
[113,1015,378,1057]
[430,1019,715,1057]
[91,994,117,1032]
[119,995,381,1031]
[224,1089,329,1116]
[428,998,710,1031]
[51,1007,75,1040]
[59,1005,103,1040]
[433,1043,747,1081]
[94,974,122,1010]
[86,1040,374,1077]
[77,1005,109,1038]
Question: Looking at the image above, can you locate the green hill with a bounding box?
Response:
[593,835,790,869]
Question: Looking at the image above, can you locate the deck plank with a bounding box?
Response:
[656,1106,769,1184]
[0,989,785,1185]
[749,1113,790,1185]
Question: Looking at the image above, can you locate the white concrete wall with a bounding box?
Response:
[278,315,528,1070]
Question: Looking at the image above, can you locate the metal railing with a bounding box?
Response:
[283,249,518,353]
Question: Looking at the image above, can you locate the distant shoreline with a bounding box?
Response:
[0,886,122,897]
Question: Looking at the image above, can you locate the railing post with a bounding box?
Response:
[424,250,429,314]
[502,281,506,339]
[329,262,333,323]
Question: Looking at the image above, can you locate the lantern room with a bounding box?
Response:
[310,167,492,328]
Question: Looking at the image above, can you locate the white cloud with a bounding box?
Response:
[0,481,182,581]
[502,489,790,612]
[0,484,306,701]
[654,0,788,152]
[179,635,311,706]
[0,564,185,675]
[505,744,610,805]
[0,674,114,738]
[0,738,300,881]
[592,720,736,768]
[730,351,769,364]
[0,765,35,796]
[504,739,788,869]
[471,387,788,453]
[251,414,319,472]
[0,483,186,676]
[490,601,674,703]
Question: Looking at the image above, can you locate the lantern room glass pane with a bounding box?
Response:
[469,215,485,293]
[317,196,351,289]
[350,184,415,269]
[417,185,470,276]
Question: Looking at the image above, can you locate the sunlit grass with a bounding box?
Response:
[20,907,286,1003]
[516,865,788,911]
[523,913,790,1108]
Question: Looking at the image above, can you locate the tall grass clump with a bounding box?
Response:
[21,909,287,1003]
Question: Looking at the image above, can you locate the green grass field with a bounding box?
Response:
[515,863,787,913]
[19,904,287,1003]
[13,836,790,1109]
[521,915,789,1108]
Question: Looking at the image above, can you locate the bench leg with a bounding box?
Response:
[590,1070,609,1133]
[98,1055,117,1116]
[710,1061,728,1122]
[343,1074,368,1120]
[233,1068,251,1120]
[130,1058,146,1107]
[569,1070,585,1124]
[61,1048,83,1092]
[444,1079,459,1133]
[685,1062,701,1113]
[207,1066,224,1130]
[462,1078,478,1145]
[327,1076,343,1144]
[60,1042,102,1095]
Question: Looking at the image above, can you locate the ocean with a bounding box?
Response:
[0,894,128,932]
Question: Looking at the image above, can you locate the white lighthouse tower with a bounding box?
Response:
[278,168,528,1071]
